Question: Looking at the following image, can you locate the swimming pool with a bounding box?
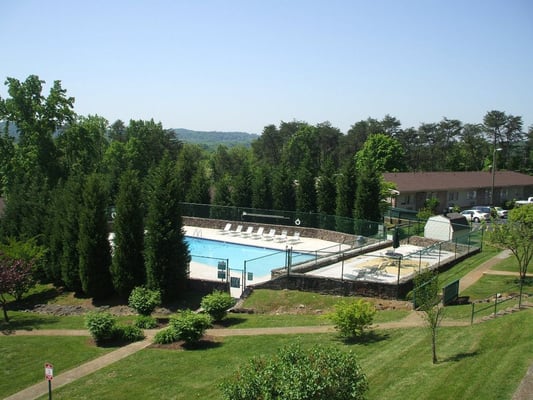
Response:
[186,236,315,277]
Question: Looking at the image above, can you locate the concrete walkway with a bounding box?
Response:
[4,249,532,400]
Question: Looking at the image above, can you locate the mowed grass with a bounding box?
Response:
[4,244,532,399]
[32,309,533,400]
[0,336,117,398]
[231,289,411,328]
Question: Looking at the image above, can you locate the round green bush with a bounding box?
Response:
[169,309,212,345]
[153,327,179,344]
[200,290,235,322]
[328,299,377,338]
[113,324,145,342]
[128,286,161,316]
[85,311,117,343]
[220,342,368,400]
[134,315,158,329]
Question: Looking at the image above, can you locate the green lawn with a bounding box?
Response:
[4,245,532,399]
[0,336,117,398]
[462,275,530,300]
[30,309,533,400]
[438,245,500,288]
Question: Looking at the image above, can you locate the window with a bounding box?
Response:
[467,191,477,200]
[448,192,458,201]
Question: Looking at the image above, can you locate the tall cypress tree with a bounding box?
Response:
[60,175,83,292]
[110,169,145,298]
[78,173,114,299]
[144,155,190,302]
[354,163,382,237]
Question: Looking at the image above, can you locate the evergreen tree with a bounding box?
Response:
[0,172,50,242]
[111,169,145,298]
[230,158,252,207]
[186,166,211,204]
[45,183,67,284]
[60,176,83,292]
[354,162,382,237]
[251,164,273,210]
[317,157,337,229]
[295,154,316,213]
[210,175,232,219]
[78,174,114,299]
[335,160,357,219]
[144,155,190,302]
[272,162,295,211]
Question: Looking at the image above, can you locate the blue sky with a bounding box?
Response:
[2,0,532,134]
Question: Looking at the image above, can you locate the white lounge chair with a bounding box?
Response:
[251,227,265,239]
[263,229,276,241]
[275,229,288,242]
[287,231,301,244]
[219,223,232,235]
[229,225,243,236]
[240,226,254,237]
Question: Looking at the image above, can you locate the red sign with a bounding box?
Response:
[45,363,53,381]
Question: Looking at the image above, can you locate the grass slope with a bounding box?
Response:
[31,310,533,400]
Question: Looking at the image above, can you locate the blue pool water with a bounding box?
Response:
[185,237,315,277]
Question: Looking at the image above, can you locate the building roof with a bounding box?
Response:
[383,171,533,192]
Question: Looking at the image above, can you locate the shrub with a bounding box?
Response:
[220,342,368,400]
[328,299,376,338]
[113,324,145,342]
[85,311,117,343]
[170,309,212,345]
[128,286,161,316]
[200,290,235,322]
[153,327,179,344]
[134,315,158,329]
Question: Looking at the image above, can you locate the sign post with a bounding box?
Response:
[45,363,53,399]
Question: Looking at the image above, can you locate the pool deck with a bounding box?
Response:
[184,225,454,295]
[185,225,344,282]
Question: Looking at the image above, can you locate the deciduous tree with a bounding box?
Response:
[413,269,444,364]
[487,204,533,280]
[0,253,34,322]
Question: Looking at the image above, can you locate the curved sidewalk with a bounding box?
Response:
[5,249,532,400]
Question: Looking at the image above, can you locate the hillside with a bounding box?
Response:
[173,128,259,149]
[0,123,259,149]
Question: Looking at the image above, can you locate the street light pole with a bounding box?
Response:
[490,147,502,207]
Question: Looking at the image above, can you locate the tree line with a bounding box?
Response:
[0,74,532,301]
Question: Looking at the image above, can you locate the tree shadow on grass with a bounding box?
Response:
[441,350,480,363]
[182,338,223,351]
[9,286,63,310]
[335,330,390,346]
[0,314,61,333]
[215,316,248,328]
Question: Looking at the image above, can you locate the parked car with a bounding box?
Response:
[471,205,498,218]
[460,209,490,223]
[493,207,508,219]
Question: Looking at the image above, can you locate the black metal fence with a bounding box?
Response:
[179,202,385,238]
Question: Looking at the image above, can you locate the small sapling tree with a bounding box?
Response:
[0,253,34,322]
[414,269,444,364]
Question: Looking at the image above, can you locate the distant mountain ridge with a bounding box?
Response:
[0,122,259,149]
[173,128,259,148]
